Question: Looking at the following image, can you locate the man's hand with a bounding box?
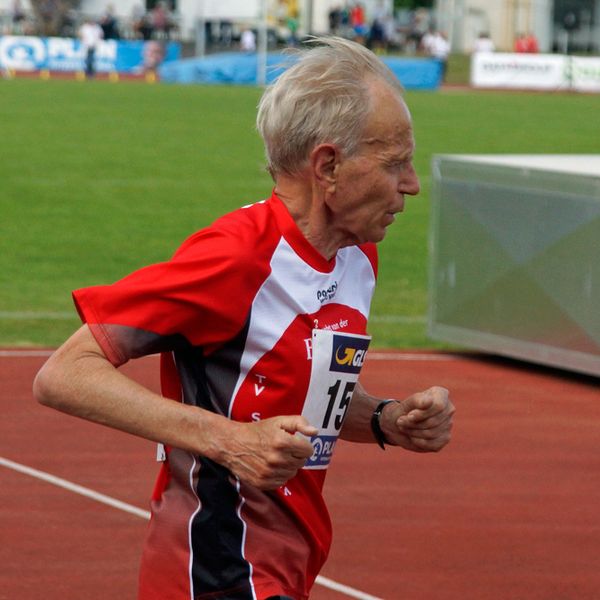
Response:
[380,386,454,453]
[218,416,318,490]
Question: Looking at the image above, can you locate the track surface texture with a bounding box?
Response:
[1,350,599,600]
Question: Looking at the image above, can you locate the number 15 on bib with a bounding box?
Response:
[302,329,371,470]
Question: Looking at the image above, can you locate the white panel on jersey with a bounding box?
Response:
[228,239,376,414]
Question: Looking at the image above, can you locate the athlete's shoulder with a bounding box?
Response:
[214,198,274,239]
[174,198,278,263]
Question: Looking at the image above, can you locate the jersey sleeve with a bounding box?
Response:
[73,224,270,366]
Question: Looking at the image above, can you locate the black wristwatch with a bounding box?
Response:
[370,399,398,450]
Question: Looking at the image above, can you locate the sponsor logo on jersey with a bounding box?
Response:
[316,281,338,304]
[306,435,338,468]
[330,335,370,374]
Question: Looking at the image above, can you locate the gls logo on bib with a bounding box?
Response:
[330,335,369,374]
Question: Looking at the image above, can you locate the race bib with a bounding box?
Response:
[302,329,371,470]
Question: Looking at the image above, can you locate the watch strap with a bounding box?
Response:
[371,399,398,450]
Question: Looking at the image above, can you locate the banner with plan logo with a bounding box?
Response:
[0,36,180,74]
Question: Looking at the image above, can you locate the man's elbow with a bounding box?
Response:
[33,326,109,415]
[33,359,63,409]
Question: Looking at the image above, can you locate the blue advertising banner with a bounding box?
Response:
[0,36,180,74]
[159,51,442,89]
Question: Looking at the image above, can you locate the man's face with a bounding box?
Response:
[328,81,420,246]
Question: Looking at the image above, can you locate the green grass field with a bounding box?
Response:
[1,77,598,348]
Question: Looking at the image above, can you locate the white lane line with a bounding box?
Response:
[315,575,384,600]
[0,456,383,600]
[0,349,54,357]
[0,456,151,519]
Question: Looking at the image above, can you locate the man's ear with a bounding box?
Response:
[310,144,339,194]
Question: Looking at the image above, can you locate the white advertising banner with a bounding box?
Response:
[471,52,569,91]
[571,56,600,93]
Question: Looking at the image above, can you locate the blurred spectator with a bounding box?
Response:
[152,1,172,40]
[273,0,299,48]
[37,0,57,36]
[527,32,540,54]
[287,12,299,47]
[368,1,389,53]
[383,12,398,49]
[350,2,367,44]
[514,33,527,52]
[132,5,154,42]
[328,4,353,38]
[204,20,214,47]
[219,20,233,47]
[79,17,104,78]
[409,7,430,52]
[420,26,435,54]
[472,32,495,53]
[525,32,539,53]
[131,3,145,37]
[515,32,539,53]
[100,4,119,40]
[340,5,351,35]
[328,5,342,35]
[59,7,77,37]
[11,0,26,34]
[429,30,450,82]
[240,27,256,52]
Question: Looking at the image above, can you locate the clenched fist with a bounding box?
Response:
[218,416,318,489]
[380,386,455,453]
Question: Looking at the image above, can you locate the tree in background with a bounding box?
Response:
[30,0,81,37]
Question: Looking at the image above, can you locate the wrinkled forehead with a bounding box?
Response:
[360,100,414,160]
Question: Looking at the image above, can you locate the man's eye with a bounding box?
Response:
[387,161,406,170]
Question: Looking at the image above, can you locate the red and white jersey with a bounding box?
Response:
[73,191,378,600]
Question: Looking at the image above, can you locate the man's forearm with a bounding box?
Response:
[33,325,318,490]
[33,326,232,459]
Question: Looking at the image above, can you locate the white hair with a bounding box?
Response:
[256,36,404,178]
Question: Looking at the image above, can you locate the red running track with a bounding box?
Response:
[1,350,599,600]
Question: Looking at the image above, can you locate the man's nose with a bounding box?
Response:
[401,163,420,196]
